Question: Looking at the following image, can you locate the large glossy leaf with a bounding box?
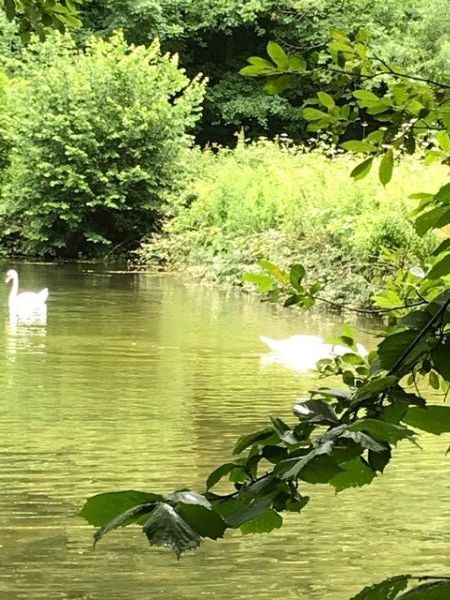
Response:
[177,504,226,540]
[79,490,164,527]
[240,509,283,534]
[351,157,374,180]
[93,502,156,547]
[428,253,450,279]
[215,492,276,528]
[143,502,201,558]
[379,150,394,185]
[274,440,334,479]
[349,419,415,444]
[377,331,421,370]
[330,457,375,492]
[298,454,343,484]
[431,340,450,380]
[403,406,450,435]
[398,581,450,599]
[233,428,277,455]
[270,416,299,445]
[415,207,449,236]
[206,463,242,490]
[354,376,398,401]
[350,575,410,600]
[266,41,289,69]
[292,399,339,424]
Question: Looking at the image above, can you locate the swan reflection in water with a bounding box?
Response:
[259,334,368,373]
[5,305,48,359]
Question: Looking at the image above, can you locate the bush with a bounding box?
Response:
[137,139,446,304]
[0,32,205,257]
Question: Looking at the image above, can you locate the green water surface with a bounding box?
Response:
[0,263,449,599]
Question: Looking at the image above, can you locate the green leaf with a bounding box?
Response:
[240,509,283,534]
[143,502,201,558]
[398,581,450,599]
[270,416,299,445]
[349,419,415,444]
[303,107,329,121]
[233,428,276,455]
[379,150,394,186]
[330,457,375,492]
[177,504,226,540]
[403,406,450,435]
[216,492,276,528]
[242,272,274,293]
[377,330,419,370]
[368,447,391,473]
[79,490,164,527]
[299,454,343,484]
[350,575,410,600]
[428,253,450,279]
[354,376,398,401]
[353,90,383,106]
[206,463,241,490]
[266,41,289,69]
[247,56,275,69]
[263,75,291,95]
[239,65,273,77]
[317,91,335,110]
[93,502,156,547]
[292,399,339,424]
[415,207,449,236]
[288,55,306,71]
[341,140,373,153]
[434,182,450,204]
[275,441,335,479]
[259,259,288,284]
[431,340,450,380]
[4,0,16,20]
[351,157,374,180]
[289,263,305,289]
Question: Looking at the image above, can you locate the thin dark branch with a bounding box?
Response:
[370,54,450,90]
[388,296,450,375]
[311,294,425,315]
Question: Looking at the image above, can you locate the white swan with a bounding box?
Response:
[5,269,49,314]
[260,334,367,372]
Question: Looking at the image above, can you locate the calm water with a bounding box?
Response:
[0,263,449,599]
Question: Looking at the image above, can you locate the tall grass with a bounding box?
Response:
[138,139,447,305]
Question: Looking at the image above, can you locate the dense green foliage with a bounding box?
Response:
[0,32,204,256]
[0,0,82,39]
[137,139,442,305]
[78,0,450,143]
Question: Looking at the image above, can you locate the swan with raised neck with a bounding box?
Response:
[5,269,49,312]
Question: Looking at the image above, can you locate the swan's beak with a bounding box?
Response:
[4,276,9,283]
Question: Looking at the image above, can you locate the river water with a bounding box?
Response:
[0,263,449,599]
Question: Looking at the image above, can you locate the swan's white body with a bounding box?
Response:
[260,334,367,372]
[5,269,48,314]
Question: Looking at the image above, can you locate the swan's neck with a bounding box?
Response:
[8,275,18,305]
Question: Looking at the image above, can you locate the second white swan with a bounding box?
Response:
[260,334,367,372]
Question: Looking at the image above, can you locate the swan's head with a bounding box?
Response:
[5,269,17,284]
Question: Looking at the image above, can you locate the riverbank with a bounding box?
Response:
[135,140,446,307]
